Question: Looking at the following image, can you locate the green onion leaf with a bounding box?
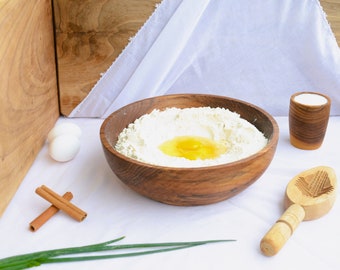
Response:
[0,237,235,269]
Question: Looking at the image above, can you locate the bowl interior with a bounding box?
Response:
[102,94,277,155]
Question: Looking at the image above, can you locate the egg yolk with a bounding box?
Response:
[159,136,227,160]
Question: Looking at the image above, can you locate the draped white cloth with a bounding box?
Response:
[69,0,340,118]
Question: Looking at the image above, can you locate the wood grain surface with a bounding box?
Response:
[321,0,340,44]
[53,0,160,116]
[0,0,59,216]
[289,92,331,150]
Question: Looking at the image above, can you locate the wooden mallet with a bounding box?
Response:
[260,166,337,256]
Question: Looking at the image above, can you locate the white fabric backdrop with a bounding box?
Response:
[69,0,340,118]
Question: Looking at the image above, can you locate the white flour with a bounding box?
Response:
[294,93,328,106]
[115,107,268,167]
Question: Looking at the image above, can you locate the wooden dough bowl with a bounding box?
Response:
[100,94,279,206]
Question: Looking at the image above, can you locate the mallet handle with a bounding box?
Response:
[260,203,305,256]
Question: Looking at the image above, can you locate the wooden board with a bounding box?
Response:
[0,0,59,216]
[53,0,160,116]
[322,0,340,44]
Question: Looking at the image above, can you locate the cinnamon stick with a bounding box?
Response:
[29,192,73,232]
[35,185,87,222]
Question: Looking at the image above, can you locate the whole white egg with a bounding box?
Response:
[47,123,82,143]
[48,135,80,162]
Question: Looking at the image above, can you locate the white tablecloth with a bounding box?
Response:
[1,116,339,269]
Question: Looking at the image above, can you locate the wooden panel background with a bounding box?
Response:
[53,0,160,116]
[54,0,340,116]
[322,0,340,43]
[0,0,59,216]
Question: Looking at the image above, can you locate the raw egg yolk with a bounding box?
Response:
[159,136,227,160]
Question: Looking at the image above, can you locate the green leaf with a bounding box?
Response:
[0,237,235,269]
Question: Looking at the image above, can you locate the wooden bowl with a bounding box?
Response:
[100,94,279,206]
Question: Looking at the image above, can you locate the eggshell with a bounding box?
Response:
[47,123,82,143]
[48,135,80,162]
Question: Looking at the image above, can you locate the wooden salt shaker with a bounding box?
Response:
[260,166,337,256]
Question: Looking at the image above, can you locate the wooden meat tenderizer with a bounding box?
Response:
[260,166,337,256]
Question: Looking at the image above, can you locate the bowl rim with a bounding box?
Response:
[100,93,279,171]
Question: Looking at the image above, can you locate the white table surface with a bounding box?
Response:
[1,116,339,270]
